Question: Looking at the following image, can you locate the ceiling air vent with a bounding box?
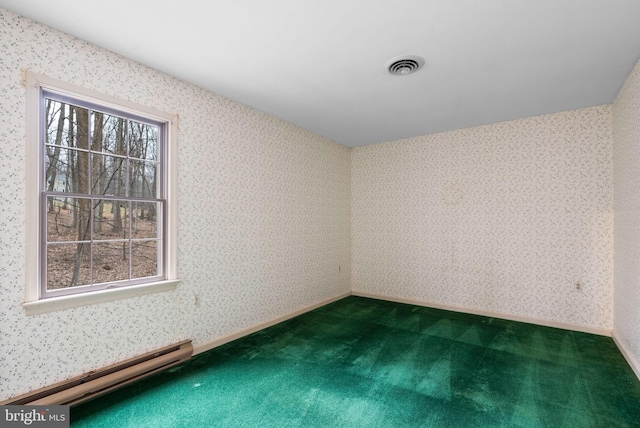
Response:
[385,55,425,76]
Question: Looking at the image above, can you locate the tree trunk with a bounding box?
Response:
[69,108,77,227]
[112,118,126,233]
[92,112,104,233]
[71,106,90,287]
[45,101,65,212]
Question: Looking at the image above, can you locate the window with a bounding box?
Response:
[24,71,178,314]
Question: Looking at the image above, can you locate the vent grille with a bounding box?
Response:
[385,55,425,76]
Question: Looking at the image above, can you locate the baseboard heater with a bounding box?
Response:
[1,339,192,407]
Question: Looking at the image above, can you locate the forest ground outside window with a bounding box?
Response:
[24,71,178,315]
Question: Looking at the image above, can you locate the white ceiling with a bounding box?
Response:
[2,0,639,147]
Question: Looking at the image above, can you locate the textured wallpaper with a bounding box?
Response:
[0,8,350,400]
[352,106,614,329]
[613,59,640,372]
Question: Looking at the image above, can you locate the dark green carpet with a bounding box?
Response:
[72,296,640,427]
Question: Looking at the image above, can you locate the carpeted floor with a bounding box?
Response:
[72,296,640,427]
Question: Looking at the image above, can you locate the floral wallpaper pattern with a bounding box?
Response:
[0,8,351,400]
[352,106,614,329]
[613,59,640,373]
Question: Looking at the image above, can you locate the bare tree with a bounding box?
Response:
[45,100,66,212]
[112,117,126,233]
[70,106,90,287]
[92,112,104,233]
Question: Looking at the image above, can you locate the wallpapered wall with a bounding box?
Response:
[613,59,640,374]
[0,8,351,400]
[352,106,614,329]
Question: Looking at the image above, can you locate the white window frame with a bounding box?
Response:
[23,71,179,316]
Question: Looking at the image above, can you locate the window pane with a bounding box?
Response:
[94,200,129,240]
[45,99,68,147]
[132,240,159,279]
[129,121,158,161]
[92,113,127,155]
[47,242,91,289]
[45,147,69,192]
[91,154,126,196]
[51,104,90,151]
[93,242,130,284]
[46,197,91,242]
[132,201,160,239]
[129,160,157,198]
[45,147,88,193]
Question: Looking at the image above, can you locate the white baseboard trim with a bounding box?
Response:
[193,290,618,357]
[351,291,612,337]
[193,292,350,355]
[612,331,640,382]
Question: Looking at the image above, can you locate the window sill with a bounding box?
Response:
[22,279,180,316]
